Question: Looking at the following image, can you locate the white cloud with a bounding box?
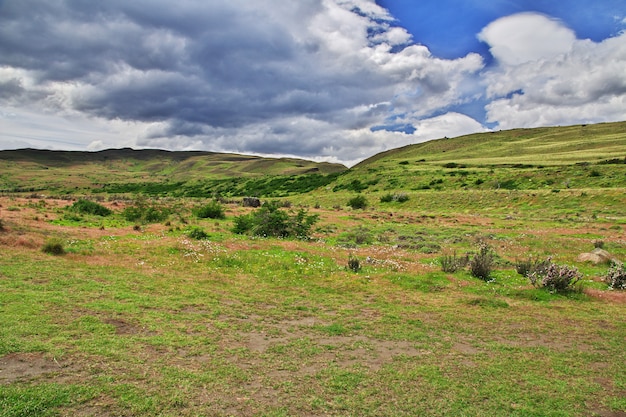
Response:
[0,0,487,164]
[480,12,626,129]
[10,3,623,165]
[478,13,576,66]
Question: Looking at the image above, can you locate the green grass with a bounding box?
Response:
[0,196,624,416]
[0,120,624,415]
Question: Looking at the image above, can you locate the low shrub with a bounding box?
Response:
[515,257,551,278]
[193,201,225,219]
[528,262,582,293]
[187,227,209,240]
[123,200,170,224]
[347,195,368,209]
[469,244,495,281]
[380,193,409,203]
[440,252,469,273]
[69,199,112,216]
[348,255,361,272]
[380,194,393,203]
[339,226,373,247]
[604,262,626,290]
[232,201,318,239]
[42,239,65,255]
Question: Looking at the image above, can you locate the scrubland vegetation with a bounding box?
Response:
[0,122,624,416]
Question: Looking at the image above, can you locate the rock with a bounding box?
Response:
[577,248,617,264]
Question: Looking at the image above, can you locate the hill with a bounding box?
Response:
[1,121,624,197]
[0,148,347,195]
[324,121,626,196]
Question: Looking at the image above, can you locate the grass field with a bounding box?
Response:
[0,188,624,416]
[0,121,625,415]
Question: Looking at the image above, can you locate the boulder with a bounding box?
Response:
[577,248,617,265]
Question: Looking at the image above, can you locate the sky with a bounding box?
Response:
[1,0,625,166]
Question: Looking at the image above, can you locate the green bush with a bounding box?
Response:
[69,199,112,216]
[42,239,65,255]
[193,201,225,219]
[347,195,368,209]
[187,227,209,240]
[604,262,626,290]
[232,201,318,239]
[380,194,393,203]
[123,200,170,224]
[232,214,255,235]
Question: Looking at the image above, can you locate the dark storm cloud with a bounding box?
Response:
[0,0,486,162]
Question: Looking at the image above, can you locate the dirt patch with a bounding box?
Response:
[0,352,65,384]
[585,289,626,304]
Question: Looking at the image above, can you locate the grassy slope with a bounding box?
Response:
[0,148,346,192]
[360,121,626,166]
[318,121,626,200]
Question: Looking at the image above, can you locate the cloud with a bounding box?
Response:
[479,12,626,129]
[0,0,485,164]
[478,13,576,66]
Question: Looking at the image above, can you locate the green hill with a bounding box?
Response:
[326,121,626,196]
[1,121,624,197]
[0,148,347,195]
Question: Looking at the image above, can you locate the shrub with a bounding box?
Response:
[347,195,368,209]
[604,262,626,290]
[395,193,409,203]
[348,255,361,272]
[381,193,409,203]
[528,262,582,293]
[515,257,551,278]
[380,194,393,203]
[232,201,318,239]
[123,200,170,224]
[440,252,469,273]
[232,214,255,235]
[193,201,225,219]
[339,226,373,246]
[42,239,65,255]
[69,199,112,216]
[469,244,495,281]
[187,227,209,240]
